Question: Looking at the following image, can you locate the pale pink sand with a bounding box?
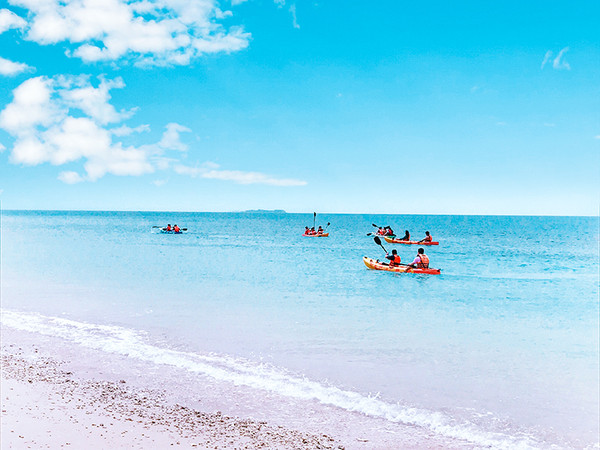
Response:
[1,345,342,449]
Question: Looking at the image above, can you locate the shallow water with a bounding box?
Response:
[1,211,598,448]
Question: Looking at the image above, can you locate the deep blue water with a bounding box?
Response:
[1,210,598,448]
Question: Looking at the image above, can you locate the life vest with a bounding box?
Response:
[389,254,401,267]
[416,254,429,268]
[174,226,180,232]
[424,235,432,242]
[166,225,172,231]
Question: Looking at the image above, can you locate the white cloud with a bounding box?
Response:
[541,50,552,69]
[58,171,84,184]
[175,163,307,186]
[541,47,571,70]
[553,47,570,70]
[0,56,34,76]
[0,8,26,33]
[594,135,600,140]
[10,0,251,66]
[158,123,191,151]
[230,0,248,5]
[111,124,150,137]
[289,4,299,29]
[0,142,5,152]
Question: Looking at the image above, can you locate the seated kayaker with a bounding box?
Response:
[173,224,180,232]
[310,227,317,235]
[317,226,324,234]
[418,231,433,243]
[399,230,410,241]
[304,226,310,235]
[166,224,172,231]
[409,248,429,268]
[384,226,394,236]
[385,249,402,267]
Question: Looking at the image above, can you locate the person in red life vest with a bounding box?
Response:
[384,226,395,236]
[317,226,324,234]
[409,248,430,268]
[385,249,402,267]
[399,230,410,241]
[166,224,172,231]
[304,226,310,235]
[309,227,317,235]
[173,224,180,233]
[418,231,432,243]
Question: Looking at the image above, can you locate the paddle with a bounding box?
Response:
[373,236,388,253]
[324,222,331,230]
[313,212,316,229]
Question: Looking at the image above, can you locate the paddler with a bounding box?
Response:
[409,248,430,268]
[173,224,180,232]
[385,226,395,236]
[418,231,432,243]
[317,226,324,234]
[399,230,410,241]
[166,224,172,231]
[385,249,402,267]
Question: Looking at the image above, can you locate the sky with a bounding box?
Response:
[0,0,598,215]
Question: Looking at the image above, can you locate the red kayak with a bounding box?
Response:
[363,257,441,275]
[384,237,439,245]
[303,233,329,237]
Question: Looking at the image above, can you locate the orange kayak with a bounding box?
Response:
[383,237,439,245]
[363,257,441,275]
[303,233,329,237]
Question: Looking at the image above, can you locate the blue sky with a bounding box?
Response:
[0,0,598,215]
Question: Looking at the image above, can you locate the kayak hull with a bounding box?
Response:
[363,257,441,275]
[160,230,183,234]
[383,237,439,245]
[303,233,329,237]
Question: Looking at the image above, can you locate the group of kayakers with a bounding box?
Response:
[377,226,433,244]
[304,226,326,235]
[164,224,181,232]
[375,226,395,236]
[385,247,430,269]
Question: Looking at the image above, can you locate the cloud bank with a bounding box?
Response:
[0,75,188,182]
[6,0,250,66]
[0,75,307,187]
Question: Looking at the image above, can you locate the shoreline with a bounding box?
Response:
[0,326,477,449]
[1,342,343,449]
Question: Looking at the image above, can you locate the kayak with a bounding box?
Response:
[383,237,439,245]
[160,229,184,234]
[363,256,441,275]
[303,233,329,237]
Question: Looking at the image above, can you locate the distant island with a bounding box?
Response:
[243,209,287,214]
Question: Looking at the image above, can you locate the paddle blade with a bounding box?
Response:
[374,236,382,245]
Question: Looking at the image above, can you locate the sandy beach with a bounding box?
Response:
[1,342,344,449]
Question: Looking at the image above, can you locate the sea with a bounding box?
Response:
[1,210,598,449]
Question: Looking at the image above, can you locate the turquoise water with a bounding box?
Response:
[1,211,598,448]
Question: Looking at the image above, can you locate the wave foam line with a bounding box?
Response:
[1,309,539,449]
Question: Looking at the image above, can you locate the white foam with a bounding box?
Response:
[1,309,541,449]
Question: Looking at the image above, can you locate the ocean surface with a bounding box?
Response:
[1,210,598,448]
